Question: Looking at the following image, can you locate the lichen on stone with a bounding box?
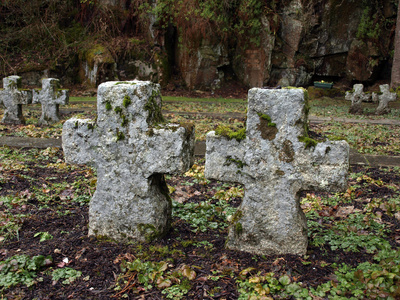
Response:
[279,140,295,162]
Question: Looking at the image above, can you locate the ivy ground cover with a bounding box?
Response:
[1,94,400,298]
[0,149,400,299]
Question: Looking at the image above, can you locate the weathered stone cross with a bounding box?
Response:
[33,78,69,125]
[0,76,32,124]
[205,88,349,255]
[345,83,371,114]
[62,81,194,242]
[373,84,397,115]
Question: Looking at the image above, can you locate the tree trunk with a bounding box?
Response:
[391,0,400,89]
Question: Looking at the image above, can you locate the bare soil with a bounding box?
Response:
[1,147,400,299]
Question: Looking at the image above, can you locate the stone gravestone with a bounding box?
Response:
[205,88,349,255]
[62,80,194,242]
[345,83,371,114]
[0,76,32,124]
[33,78,69,125]
[372,84,397,115]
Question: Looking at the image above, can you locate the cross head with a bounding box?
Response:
[205,88,349,255]
[33,78,69,125]
[0,76,32,124]
[62,80,194,242]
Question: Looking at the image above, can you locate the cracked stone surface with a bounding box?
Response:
[0,76,32,124]
[62,80,194,242]
[33,78,69,125]
[205,88,350,255]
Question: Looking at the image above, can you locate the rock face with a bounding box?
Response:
[205,88,349,255]
[62,80,195,242]
[0,76,32,124]
[33,78,69,125]
[13,1,396,90]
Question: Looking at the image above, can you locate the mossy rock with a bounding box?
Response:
[215,125,246,142]
[307,86,345,100]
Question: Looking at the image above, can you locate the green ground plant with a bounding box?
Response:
[0,254,52,291]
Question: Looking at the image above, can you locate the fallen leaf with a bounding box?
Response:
[334,206,355,218]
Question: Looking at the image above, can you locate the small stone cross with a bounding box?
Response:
[345,84,371,114]
[33,78,69,125]
[372,84,397,115]
[0,76,32,124]
[205,88,349,255]
[62,81,194,242]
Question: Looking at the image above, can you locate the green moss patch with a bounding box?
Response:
[298,136,318,149]
[145,90,166,125]
[215,125,246,142]
[257,113,277,141]
[123,95,132,108]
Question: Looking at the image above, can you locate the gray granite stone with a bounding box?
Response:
[373,84,397,115]
[345,84,371,114]
[205,88,349,255]
[0,76,32,124]
[33,78,69,125]
[62,80,194,242]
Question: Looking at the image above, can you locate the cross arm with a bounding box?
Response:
[62,118,99,166]
[141,123,195,177]
[205,131,246,184]
[54,89,69,105]
[299,140,350,192]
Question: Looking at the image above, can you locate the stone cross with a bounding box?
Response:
[0,76,32,124]
[205,88,349,255]
[372,84,397,115]
[345,83,371,114]
[62,80,194,242]
[33,78,69,125]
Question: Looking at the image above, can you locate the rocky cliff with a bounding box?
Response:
[1,0,397,90]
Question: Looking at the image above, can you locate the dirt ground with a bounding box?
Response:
[1,147,400,299]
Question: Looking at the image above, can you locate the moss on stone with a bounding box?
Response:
[257,113,278,141]
[85,44,114,68]
[121,115,128,127]
[115,82,137,85]
[123,95,132,108]
[137,223,162,243]
[87,123,95,131]
[231,209,243,223]
[114,106,122,115]
[224,156,246,169]
[179,122,195,138]
[144,90,165,125]
[116,131,125,141]
[298,136,318,149]
[215,125,246,142]
[257,113,276,127]
[105,101,112,111]
[235,222,243,235]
